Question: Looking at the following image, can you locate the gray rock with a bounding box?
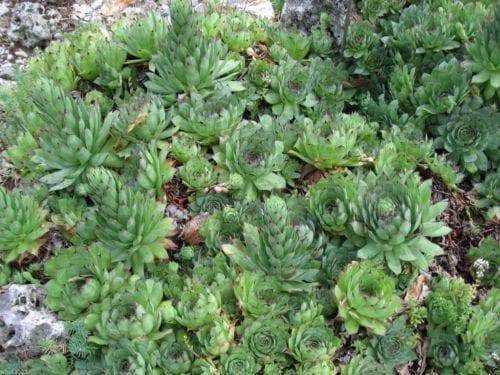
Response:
[7,2,62,48]
[281,0,356,49]
[0,2,9,17]
[225,0,274,19]
[0,284,65,360]
[0,62,15,80]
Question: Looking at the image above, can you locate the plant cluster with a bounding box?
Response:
[0,0,498,373]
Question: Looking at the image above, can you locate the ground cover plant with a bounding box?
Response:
[0,0,498,373]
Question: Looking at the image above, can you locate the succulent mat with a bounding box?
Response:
[0,0,498,373]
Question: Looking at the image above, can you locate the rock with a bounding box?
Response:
[280,0,356,49]
[0,284,65,360]
[7,2,62,48]
[72,3,95,21]
[0,2,9,17]
[225,0,274,19]
[0,62,15,80]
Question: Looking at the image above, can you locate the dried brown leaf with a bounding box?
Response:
[404,273,431,304]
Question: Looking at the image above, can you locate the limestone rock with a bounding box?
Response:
[7,1,62,48]
[281,0,356,49]
[0,284,65,360]
[225,0,274,19]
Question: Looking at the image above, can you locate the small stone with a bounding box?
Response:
[0,284,66,360]
[14,49,28,58]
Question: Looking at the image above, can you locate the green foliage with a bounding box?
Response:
[198,315,234,356]
[223,195,322,292]
[171,132,201,163]
[158,331,194,374]
[31,79,120,191]
[462,288,500,369]
[427,276,474,334]
[468,237,500,287]
[2,1,499,373]
[219,10,268,51]
[344,21,379,61]
[215,120,286,200]
[0,187,48,263]
[25,40,78,92]
[146,0,243,100]
[474,171,500,220]
[180,156,218,190]
[311,13,334,57]
[114,92,177,143]
[45,246,128,320]
[414,58,470,117]
[467,7,500,99]
[114,12,168,61]
[340,354,388,375]
[242,317,288,363]
[429,328,461,373]
[334,261,401,335]
[234,271,289,317]
[89,278,168,345]
[435,107,498,174]
[350,172,450,274]
[86,168,175,274]
[173,92,244,145]
[290,114,374,171]
[270,28,311,60]
[382,2,461,58]
[367,316,417,370]
[264,59,317,120]
[137,142,175,198]
[289,302,340,363]
[176,281,221,330]
[221,347,261,374]
[359,0,405,22]
[307,173,357,235]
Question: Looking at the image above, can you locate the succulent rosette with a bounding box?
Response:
[350,172,450,274]
[223,195,322,292]
[368,317,417,370]
[264,59,317,120]
[234,271,289,318]
[175,284,221,330]
[334,261,401,335]
[429,330,460,372]
[214,120,287,201]
[307,173,357,235]
[474,171,500,220]
[242,318,289,364]
[0,186,48,263]
[173,92,244,145]
[288,323,340,363]
[89,279,167,345]
[221,347,261,375]
[435,108,493,174]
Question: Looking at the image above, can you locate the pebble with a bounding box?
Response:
[14,49,28,58]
